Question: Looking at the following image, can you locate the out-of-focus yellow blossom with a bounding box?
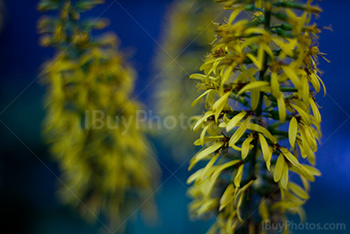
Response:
[154,0,223,161]
[188,0,327,233]
[38,0,159,229]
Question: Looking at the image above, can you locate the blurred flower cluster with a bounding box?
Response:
[155,0,222,161]
[38,0,159,229]
[187,0,327,233]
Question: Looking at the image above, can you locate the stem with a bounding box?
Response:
[254,1,272,174]
[256,2,271,117]
[244,5,272,232]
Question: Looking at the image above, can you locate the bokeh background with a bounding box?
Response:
[0,0,349,233]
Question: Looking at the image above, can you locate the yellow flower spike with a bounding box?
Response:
[155,0,222,161]
[187,0,326,232]
[39,1,160,228]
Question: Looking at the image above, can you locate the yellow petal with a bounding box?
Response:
[222,65,234,84]
[237,81,269,96]
[250,77,260,111]
[226,111,247,132]
[200,123,212,146]
[259,133,272,171]
[271,72,281,98]
[290,104,311,126]
[288,182,309,200]
[288,117,298,148]
[220,184,235,211]
[282,65,301,88]
[277,95,286,123]
[280,164,289,189]
[247,54,262,70]
[192,90,212,107]
[310,97,321,123]
[280,147,301,168]
[189,142,222,170]
[242,135,254,160]
[274,154,285,182]
[302,165,321,176]
[187,168,203,184]
[201,153,219,180]
[257,44,265,71]
[229,116,251,147]
[247,123,276,143]
[193,111,214,131]
[228,8,243,24]
[234,164,244,187]
[259,199,269,222]
[213,92,231,122]
[299,165,315,182]
[189,73,206,80]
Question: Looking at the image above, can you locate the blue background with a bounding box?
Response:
[0,0,349,233]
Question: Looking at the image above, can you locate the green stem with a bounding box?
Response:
[246,5,272,231]
[256,3,271,117]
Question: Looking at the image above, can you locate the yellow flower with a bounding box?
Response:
[188,1,326,233]
[154,0,222,161]
[38,0,159,229]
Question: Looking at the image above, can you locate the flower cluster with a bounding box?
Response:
[188,0,327,233]
[155,0,221,160]
[38,0,159,228]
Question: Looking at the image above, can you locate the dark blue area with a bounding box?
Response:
[0,0,349,233]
